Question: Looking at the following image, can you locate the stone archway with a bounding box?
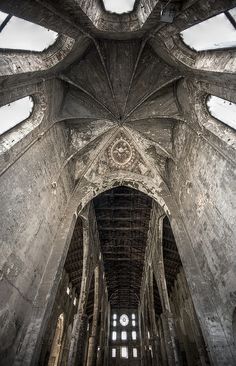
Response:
[14,174,235,366]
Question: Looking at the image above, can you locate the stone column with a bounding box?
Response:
[146,268,162,365]
[153,216,181,366]
[96,289,107,366]
[67,223,93,366]
[141,296,152,366]
[86,265,101,366]
[103,301,110,366]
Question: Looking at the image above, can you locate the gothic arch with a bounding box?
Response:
[0,35,75,77]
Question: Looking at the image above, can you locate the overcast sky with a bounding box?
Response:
[207,96,236,130]
[0,97,33,135]
[0,11,58,51]
[103,0,135,13]
[181,11,236,51]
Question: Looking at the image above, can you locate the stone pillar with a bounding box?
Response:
[96,290,107,366]
[153,216,181,366]
[103,301,110,366]
[67,224,93,366]
[142,296,152,366]
[86,265,101,366]
[158,318,168,366]
[139,306,145,366]
[146,268,162,365]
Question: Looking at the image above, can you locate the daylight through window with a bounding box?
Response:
[102,0,135,14]
[0,96,34,136]
[180,7,236,51]
[121,347,128,359]
[0,11,58,51]
[207,95,236,130]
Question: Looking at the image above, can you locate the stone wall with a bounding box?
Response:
[0,122,73,365]
[169,121,236,364]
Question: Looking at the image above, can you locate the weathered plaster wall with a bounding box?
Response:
[168,122,236,364]
[0,122,73,365]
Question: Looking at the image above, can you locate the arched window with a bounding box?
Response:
[121,331,127,340]
[180,7,236,51]
[48,313,64,366]
[112,331,117,341]
[0,11,58,51]
[121,346,128,358]
[102,0,135,14]
[207,95,236,130]
[0,96,34,135]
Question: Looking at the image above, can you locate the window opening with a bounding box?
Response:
[121,347,129,359]
[112,348,116,358]
[207,95,236,130]
[113,314,117,320]
[132,313,136,319]
[133,348,138,358]
[180,7,236,51]
[112,331,117,341]
[102,0,135,14]
[113,320,117,327]
[0,96,34,136]
[120,314,129,326]
[132,320,136,327]
[132,331,137,340]
[121,331,127,340]
[0,11,58,51]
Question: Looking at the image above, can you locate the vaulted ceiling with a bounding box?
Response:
[93,187,182,309]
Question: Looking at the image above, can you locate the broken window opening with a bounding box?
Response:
[0,96,34,136]
[102,0,136,14]
[0,11,58,51]
[207,95,236,130]
[180,7,236,51]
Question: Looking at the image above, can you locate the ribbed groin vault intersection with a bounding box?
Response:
[0,0,236,365]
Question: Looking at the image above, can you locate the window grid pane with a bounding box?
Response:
[112,348,116,358]
[112,331,117,341]
[121,347,128,358]
[133,348,138,358]
[121,331,127,340]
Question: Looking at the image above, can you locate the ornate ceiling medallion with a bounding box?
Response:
[108,135,135,169]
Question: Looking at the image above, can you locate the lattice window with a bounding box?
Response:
[121,346,129,358]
